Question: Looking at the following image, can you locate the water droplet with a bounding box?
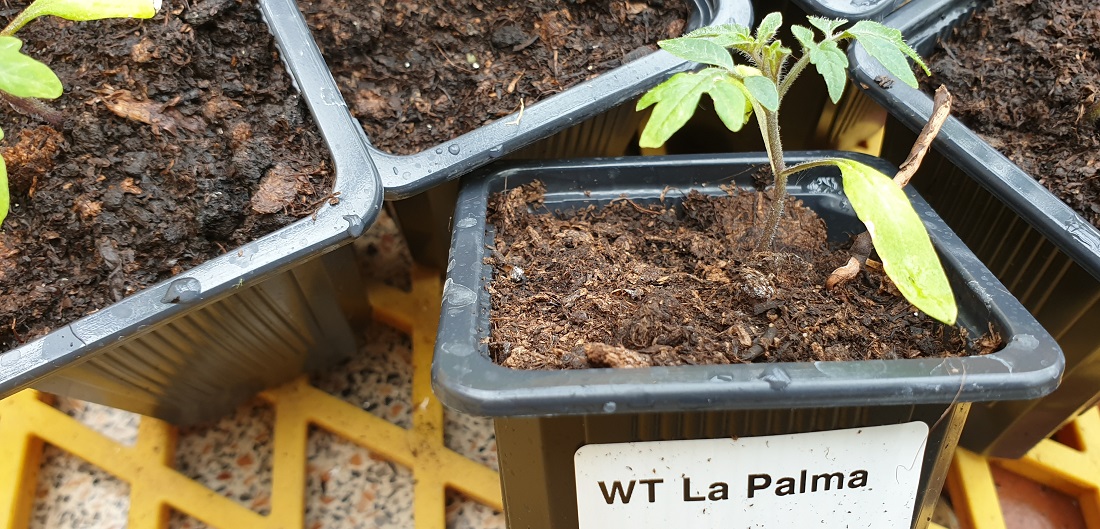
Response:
[442,278,477,314]
[603,402,617,413]
[344,214,366,237]
[402,171,411,179]
[161,278,201,304]
[435,147,444,155]
[448,144,461,155]
[392,166,399,175]
[455,217,477,228]
[759,365,791,390]
[488,145,504,158]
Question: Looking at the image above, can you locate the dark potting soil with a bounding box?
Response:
[0,0,334,350]
[921,0,1100,227]
[487,183,1000,369]
[298,0,690,155]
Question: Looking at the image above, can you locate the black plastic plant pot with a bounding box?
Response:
[373,0,753,200]
[848,0,1100,459]
[785,0,906,21]
[433,153,1063,529]
[0,0,382,426]
[376,0,752,269]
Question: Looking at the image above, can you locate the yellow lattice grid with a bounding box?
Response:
[0,266,502,529]
[941,408,1100,529]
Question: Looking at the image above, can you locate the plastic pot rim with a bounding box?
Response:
[431,152,1065,418]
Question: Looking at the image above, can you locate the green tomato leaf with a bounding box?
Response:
[0,154,8,227]
[846,20,928,88]
[638,70,751,146]
[807,16,847,38]
[791,25,817,50]
[833,158,957,325]
[637,71,712,148]
[743,75,779,112]
[659,37,735,71]
[6,0,159,33]
[708,77,750,132]
[683,23,752,41]
[798,36,848,103]
[0,36,62,99]
[755,12,782,45]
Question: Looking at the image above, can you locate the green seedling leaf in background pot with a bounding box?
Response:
[3,0,160,34]
[833,158,958,325]
[0,36,62,99]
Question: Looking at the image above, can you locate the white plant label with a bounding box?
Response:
[574,422,928,528]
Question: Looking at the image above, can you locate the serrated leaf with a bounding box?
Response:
[709,77,750,132]
[807,39,848,103]
[638,70,751,146]
[791,25,816,50]
[807,16,847,37]
[847,21,924,87]
[743,75,778,112]
[708,32,756,48]
[683,22,752,40]
[0,36,62,99]
[0,154,8,227]
[756,12,782,44]
[5,0,158,33]
[833,158,957,324]
[659,37,735,71]
[637,71,713,148]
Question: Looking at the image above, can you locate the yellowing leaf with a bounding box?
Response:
[833,158,957,324]
[4,0,159,34]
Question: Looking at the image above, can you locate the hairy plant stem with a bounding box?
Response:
[757,108,786,250]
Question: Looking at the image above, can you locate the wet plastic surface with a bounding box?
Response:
[0,0,384,425]
[848,0,1100,459]
[788,0,906,20]
[432,153,1064,418]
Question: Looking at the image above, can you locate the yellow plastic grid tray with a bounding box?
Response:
[0,266,501,529]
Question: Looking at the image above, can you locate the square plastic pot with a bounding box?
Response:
[0,0,383,426]
[379,0,752,269]
[375,0,753,200]
[432,152,1064,528]
[848,0,1100,458]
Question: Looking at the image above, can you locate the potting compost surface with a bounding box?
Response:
[487,183,999,369]
[921,0,1100,228]
[298,0,690,154]
[0,0,334,350]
